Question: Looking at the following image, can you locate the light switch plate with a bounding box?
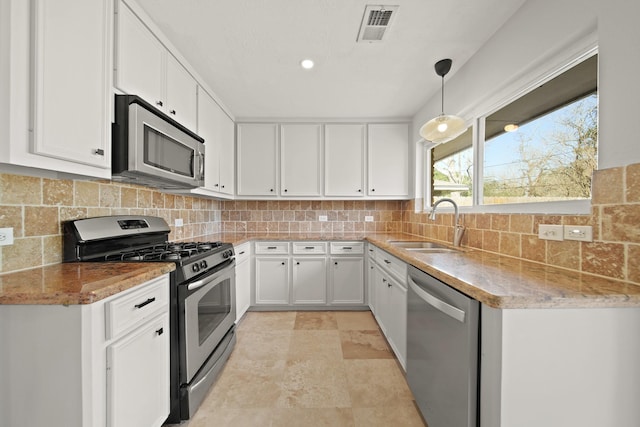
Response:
[538,224,564,241]
[319,215,328,222]
[365,216,374,222]
[174,218,184,227]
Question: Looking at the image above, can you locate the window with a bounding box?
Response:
[428,53,598,211]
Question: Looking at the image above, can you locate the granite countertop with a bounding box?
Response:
[0,262,175,305]
[2,232,639,308]
[202,231,640,309]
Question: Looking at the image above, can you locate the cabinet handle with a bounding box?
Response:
[388,283,392,288]
[357,189,362,192]
[371,189,375,192]
[370,266,374,269]
[270,189,274,192]
[384,259,391,264]
[156,100,163,107]
[304,246,314,250]
[170,109,176,115]
[267,246,277,250]
[296,262,300,265]
[284,189,288,192]
[334,261,338,265]
[214,183,219,187]
[343,246,352,250]
[156,327,164,336]
[281,262,286,265]
[382,278,387,282]
[134,297,155,309]
[93,148,104,156]
[221,185,225,189]
[239,251,245,255]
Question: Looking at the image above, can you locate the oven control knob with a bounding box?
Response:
[222,250,231,259]
[192,264,200,273]
[200,260,208,269]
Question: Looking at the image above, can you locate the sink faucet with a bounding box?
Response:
[429,198,465,247]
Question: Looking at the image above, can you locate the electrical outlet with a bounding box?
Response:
[538,224,564,241]
[174,218,184,227]
[0,227,14,246]
[564,225,593,242]
[319,215,328,222]
[365,216,374,222]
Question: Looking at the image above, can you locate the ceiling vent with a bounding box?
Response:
[356,5,399,43]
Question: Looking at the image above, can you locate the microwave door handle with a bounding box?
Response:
[198,151,205,180]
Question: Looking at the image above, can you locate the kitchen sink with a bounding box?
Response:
[388,241,459,253]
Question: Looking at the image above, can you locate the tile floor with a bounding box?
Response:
[181,311,427,427]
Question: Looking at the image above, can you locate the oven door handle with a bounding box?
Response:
[186,261,235,291]
[187,279,208,291]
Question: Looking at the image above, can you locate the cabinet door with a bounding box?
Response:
[166,54,197,132]
[368,123,410,197]
[237,124,278,196]
[329,257,364,304]
[255,257,289,304]
[115,1,164,109]
[218,111,236,195]
[107,313,170,427]
[367,258,377,314]
[31,0,111,169]
[281,124,322,196]
[292,257,327,304]
[198,89,222,191]
[387,278,407,367]
[236,258,251,321]
[325,124,365,196]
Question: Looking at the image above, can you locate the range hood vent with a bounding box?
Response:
[357,5,399,42]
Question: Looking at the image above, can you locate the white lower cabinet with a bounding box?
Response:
[234,242,251,320]
[371,246,408,369]
[107,313,169,427]
[252,241,365,308]
[293,257,327,304]
[330,257,365,304]
[0,274,170,427]
[255,257,290,305]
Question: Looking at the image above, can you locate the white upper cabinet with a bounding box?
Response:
[237,123,278,196]
[198,88,235,196]
[115,0,197,132]
[0,0,112,178]
[165,55,197,132]
[324,124,365,197]
[368,123,409,197]
[280,124,322,196]
[115,1,163,108]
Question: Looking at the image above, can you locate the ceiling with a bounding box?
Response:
[134,0,527,120]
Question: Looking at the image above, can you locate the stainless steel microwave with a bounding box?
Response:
[112,95,205,189]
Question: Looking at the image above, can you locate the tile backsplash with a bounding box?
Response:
[402,163,640,286]
[1,162,639,288]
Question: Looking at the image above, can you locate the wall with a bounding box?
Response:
[0,173,403,275]
[0,173,221,274]
[413,0,640,170]
[403,162,640,286]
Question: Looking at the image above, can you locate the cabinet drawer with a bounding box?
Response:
[106,275,169,340]
[255,241,289,255]
[330,241,364,254]
[234,242,251,264]
[292,242,327,254]
[376,249,407,284]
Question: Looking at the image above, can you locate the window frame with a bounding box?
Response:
[423,46,597,216]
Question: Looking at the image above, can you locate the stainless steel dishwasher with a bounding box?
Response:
[407,265,479,427]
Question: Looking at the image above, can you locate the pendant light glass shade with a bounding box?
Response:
[420,58,466,144]
[419,114,466,144]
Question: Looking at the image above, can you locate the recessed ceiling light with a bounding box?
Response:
[300,59,314,70]
[504,123,519,132]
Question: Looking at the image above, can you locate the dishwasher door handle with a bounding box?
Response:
[408,277,466,323]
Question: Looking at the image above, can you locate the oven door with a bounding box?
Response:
[180,260,236,383]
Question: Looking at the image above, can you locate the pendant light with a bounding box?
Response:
[419,58,466,144]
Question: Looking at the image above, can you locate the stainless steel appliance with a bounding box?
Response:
[112,95,205,189]
[63,215,235,423]
[406,265,479,427]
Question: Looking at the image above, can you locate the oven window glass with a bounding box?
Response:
[197,277,231,345]
[144,126,194,177]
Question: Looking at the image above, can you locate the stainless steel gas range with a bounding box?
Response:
[63,215,236,423]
